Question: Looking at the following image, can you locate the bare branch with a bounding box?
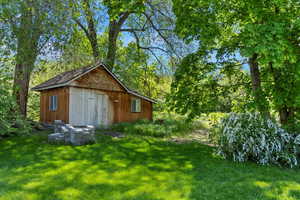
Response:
[147,48,164,68]
[120,28,146,32]
[127,29,166,69]
[142,12,179,58]
[139,46,169,53]
[73,18,90,39]
[145,0,174,22]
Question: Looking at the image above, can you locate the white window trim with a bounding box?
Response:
[49,95,58,111]
[131,98,141,113]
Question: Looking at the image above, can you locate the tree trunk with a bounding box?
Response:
[12,9,39,117]
[106,12,130,70]
[248,54,269,115]
[106,20,119,70]
[13,64,31,117]
[13,39,37,117]
[83,0,100,60]
[278,107,290,125]
[269,62,294,125]
[278,106,294,125]
[89,34,99,60]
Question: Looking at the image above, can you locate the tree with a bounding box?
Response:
[170,0,300,124]
[72,0,184,70]
[168,53,250,119]
[72,0,101,60]
[72,0,146,68]
[1,0,70,117]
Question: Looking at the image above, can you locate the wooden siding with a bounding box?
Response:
[70,68,124,92]
[103,91,153,123]
[40,87,152,125]
[40,87,69,124]
[39,67,153,124]
[67,67,152,123]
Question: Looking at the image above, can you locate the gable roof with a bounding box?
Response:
[31,62,156,103]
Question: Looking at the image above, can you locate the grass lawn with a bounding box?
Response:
[0,132,300,200]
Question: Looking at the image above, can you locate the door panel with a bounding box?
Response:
[69,87,109,126]
[87,96,96,125]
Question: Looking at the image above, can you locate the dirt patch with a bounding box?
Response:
[169,129,215,146]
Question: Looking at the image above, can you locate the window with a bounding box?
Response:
[131,98,141,113]
[49,95,58,111]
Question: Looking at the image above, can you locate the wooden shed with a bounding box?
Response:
[31,63,155,126]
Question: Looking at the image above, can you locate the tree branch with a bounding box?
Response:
[142,12,179,58]
[73,18,90,39]
[117,12,131,27]
[120,28,146,32]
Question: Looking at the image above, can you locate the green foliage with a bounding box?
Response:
[205,112,229,144]
[206,112,228,128]
[60,29,99,66]
[214,113,300,168]
[171,0,300,123]
[110,115,199,137]
[104,0,145,19]
[112,120,172,137]
[0,67,31,135]
[168,53,250,119]
[1,0,73,117]
[28,61,80,120]
[115,42,172,105]
[1,0,71,58]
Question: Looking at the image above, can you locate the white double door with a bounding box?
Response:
[69,87,108,127]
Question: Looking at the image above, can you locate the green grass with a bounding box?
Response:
[110,118,206,138]
[0,132,300,200]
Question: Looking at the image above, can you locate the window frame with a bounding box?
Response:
[131,98,141,113]
[49,95,58,111]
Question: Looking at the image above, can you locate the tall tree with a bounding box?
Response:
[72,0,183,70]
[1,0,69,116]
[72,0,101,60]
[171,0,300,123]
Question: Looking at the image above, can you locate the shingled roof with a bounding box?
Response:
[31,62,156,103]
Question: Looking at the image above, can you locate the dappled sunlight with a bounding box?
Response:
[0,134,300,200]
[0,191,40,200]
[55,187,82,199]
[23,180,44,190]
[256,181,300,200]
[254,181,271,188]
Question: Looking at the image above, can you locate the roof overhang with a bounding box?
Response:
[32,62,156,103]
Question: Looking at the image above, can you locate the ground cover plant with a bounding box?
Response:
[110,114,204,138]
[1,131,300,200]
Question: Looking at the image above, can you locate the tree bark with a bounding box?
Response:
[13,64,31,117]
[248,54,269,115]
[13,43,38,117]
[83,0,100,60]
[106,12,131,70]
[106,21,118,69]
[12,7,39,117]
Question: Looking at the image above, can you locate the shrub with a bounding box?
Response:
[111,120,169,137]
[206,112,228,143]
[111,116,200,138]
[207,112,228,127]
[214,112,300,168]
[0,68,31,136]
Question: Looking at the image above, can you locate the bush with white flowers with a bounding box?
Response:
[215,113,300,168]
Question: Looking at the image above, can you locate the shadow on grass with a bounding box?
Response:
[0,133,299,200]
